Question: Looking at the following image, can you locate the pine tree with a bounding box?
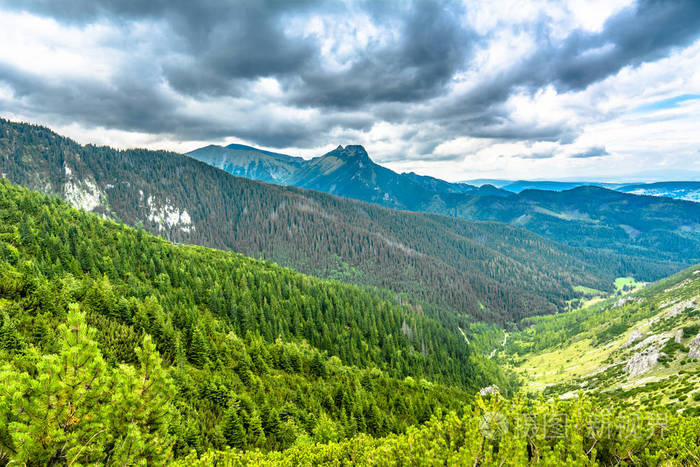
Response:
[222,401,246,449]
[0,312,22,351]
[107,334,176,464]
[0,304,110,464]
[310,352,327,378]
[188,326,208,368]
[247,410,267,448]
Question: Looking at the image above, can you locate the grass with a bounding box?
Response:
[573,285,604,296]
[501,270,700,411]
[614,276,645,292]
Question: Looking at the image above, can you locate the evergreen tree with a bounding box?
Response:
[188,326,208,368]
[222,401,246,449]
[0,305,110,464]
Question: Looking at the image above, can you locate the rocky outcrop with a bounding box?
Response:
[622,330,642,348]
[666,299,696,318]
[631,333,670,352]
[479,385,500,396]
[689,335,700,359]
[625,348,660,377]
[675,329,684,343]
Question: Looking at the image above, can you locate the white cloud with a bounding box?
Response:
[0,0,698,182]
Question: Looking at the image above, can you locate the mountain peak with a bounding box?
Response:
[337,144,371,162]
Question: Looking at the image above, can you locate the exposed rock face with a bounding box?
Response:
[675,329,684,344]
[625,348,660,377]
[689,335,700,359]
[666,299,697,318]
[613,297,632,308]
[479,385,500,396]
[622,330,643,348]
[631,333,669,352]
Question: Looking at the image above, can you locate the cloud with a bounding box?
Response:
[570,146,610,158]
[516,152,556,160]
[0,0,699,179]
[289,1,475,108]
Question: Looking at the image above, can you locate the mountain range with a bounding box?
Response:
[0,119,615,323]
[189,144,700,203]
[2,119,700,322]
[465,179,700,202]
[188,142,700,271]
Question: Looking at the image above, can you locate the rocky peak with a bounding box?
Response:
[333,145,372,164]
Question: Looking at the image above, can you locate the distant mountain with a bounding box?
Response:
[500,180,620,193]
[460,179,514,188]
[468,179,700,202]
[187,143,304,184]
[187,143,700,272]
[187,144,511,210]
[398,171,476,195]
[0,118,631,323]
[616,181,700,202]
[456,186,700,267]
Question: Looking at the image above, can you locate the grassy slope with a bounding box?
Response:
[499,266,700,414]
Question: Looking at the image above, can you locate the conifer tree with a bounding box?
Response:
[188,326,208,368]
[108,334,176,464]
[222,400,246,449]
[0,312,22,351]
[0,304,110,464]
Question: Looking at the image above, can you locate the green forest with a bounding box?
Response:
[0,176,698,464]
[0,180,513,462]
[2,119,695,325]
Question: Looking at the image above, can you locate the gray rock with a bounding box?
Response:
[622,330,643,348]
[675,329,684,344]
[689,335,700,359]
[666,299,696,318]
[479,385,500,396]
[625,348,660,377]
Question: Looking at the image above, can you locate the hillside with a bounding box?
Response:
[0,118,640,323]
[186,142,700,273]
[1,184,695,465]
[499,265,700,415]
[0,179,516,461]
[187,143,304,185]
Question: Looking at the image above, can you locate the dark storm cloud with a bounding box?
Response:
[570,147,610,159]
[522,0,700,92]
[289,1,474,108]
[437,0,700,144]
[0,0,699,154]
[0,61,374,147]
[0,62,185,135]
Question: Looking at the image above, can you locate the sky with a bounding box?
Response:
[0,0,699,182]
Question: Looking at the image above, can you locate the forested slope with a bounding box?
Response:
[0,179,515,461]
[187,142,700,275]
[0,118,637,323]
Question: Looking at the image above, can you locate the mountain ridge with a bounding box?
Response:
[185,141,700,271]
[1,118,628,323]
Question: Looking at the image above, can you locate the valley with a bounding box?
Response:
[1,121,698,465]
[2,1,699,464]
[498,266,700,415]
